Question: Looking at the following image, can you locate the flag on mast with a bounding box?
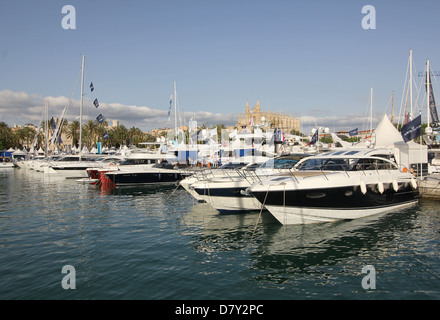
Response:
[168,95,172,121]
[349,128,358,136]
[426,72,440,126]
[306,130,318,146]
[96,114,104,124]
[401,114,422,142]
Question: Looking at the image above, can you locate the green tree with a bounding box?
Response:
[127,126,145,146]
[83,120,100,150]
[66,120,80,148]
[109,125,128,148]
[95,119,108,145]
[14,127,35,149]
[0,122,14,149]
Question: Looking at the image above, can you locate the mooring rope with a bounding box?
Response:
[250,185,270,242]
[165,181,181,201]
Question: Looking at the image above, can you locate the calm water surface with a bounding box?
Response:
[1,168,439,300]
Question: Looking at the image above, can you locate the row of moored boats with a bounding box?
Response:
[12,113,436,225]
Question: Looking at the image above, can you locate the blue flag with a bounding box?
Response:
[96,114,104,124]
[90,82,94,92]
[401,114,422,142]
[103,131,109,140]
[93,98,99,108]
[426,73,440,126]
[306,130,319,146]
[168,95,172,121]
[50,117,56,130]
[349,128,358,136]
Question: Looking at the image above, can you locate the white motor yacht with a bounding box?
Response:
[249,149,420,225]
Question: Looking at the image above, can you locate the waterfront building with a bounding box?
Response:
[236,100,300,133]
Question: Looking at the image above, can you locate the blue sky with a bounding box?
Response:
[1,0,440,132]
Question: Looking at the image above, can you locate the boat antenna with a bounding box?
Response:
[79,54,85,159]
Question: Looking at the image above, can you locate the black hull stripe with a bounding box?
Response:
[106,172,186,184]
[251,185,419,209]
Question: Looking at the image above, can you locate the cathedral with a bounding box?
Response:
[236,100,300,133]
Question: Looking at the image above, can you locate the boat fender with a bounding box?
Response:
[360,180,367,195]
[393,179,399,192]
[410,178,417,189]
[392,179,399,192]
[377,181,384,194]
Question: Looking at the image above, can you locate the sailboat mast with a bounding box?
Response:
[370,87,373,135]
[391,90,395,123]
[427,59,431,126]
[174,80,177,140]
[79,54,85,156]
[410,50,413,118]
[45,98,49,156]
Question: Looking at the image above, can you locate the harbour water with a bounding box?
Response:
[1,168,440,300]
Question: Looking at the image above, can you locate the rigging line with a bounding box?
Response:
[86,63,95,89]
[66,67,81,120]
[165,181,181,201]
[424,180,440,198]
[382,92,394,119]
[398,54,411,128]
[51,67,82,145]
[63,71,80,124]
[418,64,430,116]
[415,63,429,113]
[250,184,270,242]
[361,88,372,135]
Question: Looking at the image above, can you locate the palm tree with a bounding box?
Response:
[66,120,80,148]
[109,125,128,148]
[127,126,146,146]
[95,119,108,144]
[36,130,45,150]
[83,120,100,150]
[22,126,36,149]
[14,128,28,149]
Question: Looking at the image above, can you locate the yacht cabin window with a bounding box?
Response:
[296,157,398,171]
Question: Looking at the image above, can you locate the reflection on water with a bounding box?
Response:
[1,168,440,299]
[182,199,440,299]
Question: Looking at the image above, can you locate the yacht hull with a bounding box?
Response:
[44,166,89,178]
[193,186,262,212]
[251,184,420,225]
[104,171,188,185]
[264,200,418,225]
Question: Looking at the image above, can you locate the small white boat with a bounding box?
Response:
[0,161,16,168]
[44,154,102,178]
[76,177,99,184]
